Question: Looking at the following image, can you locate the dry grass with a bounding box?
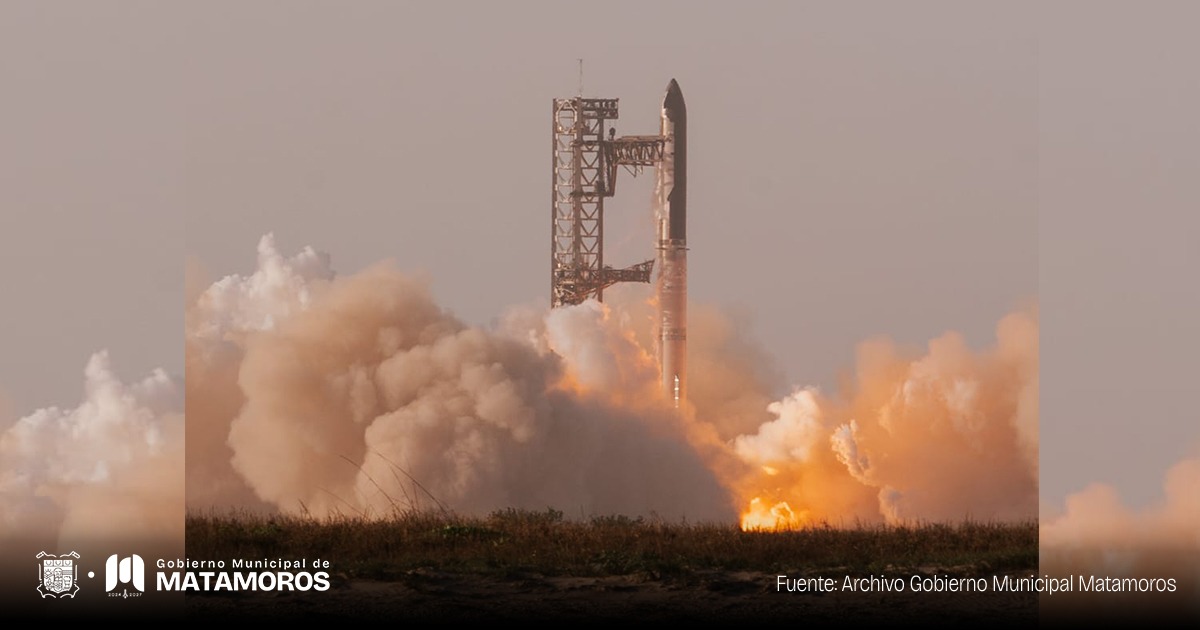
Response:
[186,508,1037,581]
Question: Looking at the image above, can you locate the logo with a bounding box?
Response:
[36,551,80,598]
[106,554,145,598]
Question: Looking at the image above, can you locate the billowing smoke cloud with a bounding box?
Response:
[0,352,183,547]
[1040,458,1200,611]
[186,235,734,522]
[188,235,1038,528]
[185,234,334,512]
[729,307,1039,526]
[1042,458,1200,551]
[1042,458,1200,575]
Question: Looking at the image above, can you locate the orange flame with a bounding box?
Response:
[739,496,809,531]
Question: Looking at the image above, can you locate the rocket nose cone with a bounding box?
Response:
[666,78,682,98]
[664,78,685,112]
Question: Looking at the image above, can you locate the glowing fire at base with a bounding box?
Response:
[739,497,809,531]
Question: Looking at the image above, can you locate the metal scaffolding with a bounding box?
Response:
[550,98,663,307]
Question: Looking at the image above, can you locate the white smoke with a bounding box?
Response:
[734,388,825,465]
[0,352,183,546]
[729,308,1040,525]
[188,232,333,346]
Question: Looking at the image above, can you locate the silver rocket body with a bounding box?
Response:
[656,80,687,408]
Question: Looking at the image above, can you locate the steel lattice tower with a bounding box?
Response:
[550,97,661,307]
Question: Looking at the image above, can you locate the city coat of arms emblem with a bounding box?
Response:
[37,551,81,598]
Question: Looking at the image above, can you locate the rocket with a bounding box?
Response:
[656,79,687,409]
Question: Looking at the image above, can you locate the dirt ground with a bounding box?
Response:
[184,569,1039,622]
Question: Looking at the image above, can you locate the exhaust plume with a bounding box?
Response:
[1040,457,1200,616]
[188,235,1038,529]
[0,352,183,547]
[1042,458,1200,551]
[729,307,1039,527]
[187,235,734,522]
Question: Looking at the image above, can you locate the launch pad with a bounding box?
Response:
[550,80,688,408]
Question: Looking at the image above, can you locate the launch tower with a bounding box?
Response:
[550,80,688,409]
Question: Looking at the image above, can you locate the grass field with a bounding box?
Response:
[185,508,1038,580]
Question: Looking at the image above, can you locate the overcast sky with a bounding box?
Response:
[1,1,1194,509]
[179,1,1036,392]
[0,2,183,414]
[1039,1,1200,508]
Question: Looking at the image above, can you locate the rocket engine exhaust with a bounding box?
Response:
[657,79,687,409]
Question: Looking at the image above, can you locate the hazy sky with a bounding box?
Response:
[0,2,183,413]
[2,2,1194,510]
[1039,1,1200,508]
[181,1,1036,394]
